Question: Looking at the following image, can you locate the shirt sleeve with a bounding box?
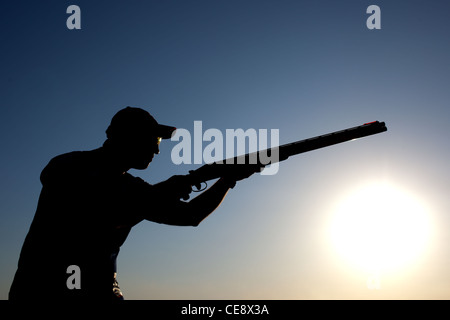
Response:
[121,174,197,227]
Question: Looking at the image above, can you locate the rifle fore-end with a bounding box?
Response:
[187,161,262,186]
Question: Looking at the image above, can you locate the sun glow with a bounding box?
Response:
[329,183,432,273]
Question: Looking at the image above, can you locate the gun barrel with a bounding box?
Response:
[187,121,387,185]
[277,120,387,161]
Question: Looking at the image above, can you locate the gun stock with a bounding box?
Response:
[187,121,387,187]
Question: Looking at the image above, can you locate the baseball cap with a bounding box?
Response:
[106,107,176,140]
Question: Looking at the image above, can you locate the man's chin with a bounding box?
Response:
[132,160,152,170]
[136,164,150,170]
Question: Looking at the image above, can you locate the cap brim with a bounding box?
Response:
[157,124,177,139]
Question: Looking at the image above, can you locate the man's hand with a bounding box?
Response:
[220,164,263,189]
[229,164,263,181]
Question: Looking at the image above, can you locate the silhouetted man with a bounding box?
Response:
[9,107,258,300]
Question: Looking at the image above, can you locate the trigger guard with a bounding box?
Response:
[192,182,207,192]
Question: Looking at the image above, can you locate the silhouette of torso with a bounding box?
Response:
[9,148,162,300]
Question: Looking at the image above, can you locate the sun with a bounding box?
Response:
[328,182,432,273]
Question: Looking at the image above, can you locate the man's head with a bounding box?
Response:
[105,107,176,169]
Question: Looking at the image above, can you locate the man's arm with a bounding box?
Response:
[145,177,233,227]
[183,177,235,226]
[145,166,260,227]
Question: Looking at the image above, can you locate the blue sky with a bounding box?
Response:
[2,0,450,299]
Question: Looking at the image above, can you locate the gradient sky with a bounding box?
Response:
[2,0,450,299]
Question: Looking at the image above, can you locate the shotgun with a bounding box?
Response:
[186,121,387,190]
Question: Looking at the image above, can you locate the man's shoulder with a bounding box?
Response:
[47,149,99,171]
[50,150,86,163]
[40,149,100,184]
